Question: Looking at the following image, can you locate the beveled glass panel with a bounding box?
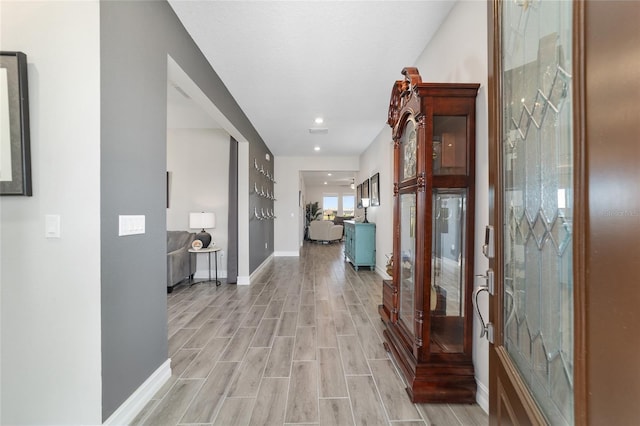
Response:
[501,0,574,424]
[399,192,416,336]
[430,189,466,353]
[400,118,417,181]
[433,116,467,175]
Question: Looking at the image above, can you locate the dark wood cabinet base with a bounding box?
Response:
[382,325,477,404]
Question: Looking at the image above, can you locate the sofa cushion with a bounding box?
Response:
[333,215,353,226]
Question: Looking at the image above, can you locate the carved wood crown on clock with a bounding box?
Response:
[387,67,423,132]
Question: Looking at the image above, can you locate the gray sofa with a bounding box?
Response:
[167,230,197,293]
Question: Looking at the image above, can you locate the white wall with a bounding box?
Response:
[357,126,395,279]
[274,156,359,255]
[356,0,490,412]
[0,1,102,424]
[167,128,230,277]
[237,142,250,282]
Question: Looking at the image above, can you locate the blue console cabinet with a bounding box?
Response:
[343,220,376,271]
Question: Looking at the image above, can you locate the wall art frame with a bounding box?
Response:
[0,51,32,196]
[370,172,380,206]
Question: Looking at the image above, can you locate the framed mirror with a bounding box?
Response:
[1,51,32,196]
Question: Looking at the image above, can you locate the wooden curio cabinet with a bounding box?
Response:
[379,67,479,403]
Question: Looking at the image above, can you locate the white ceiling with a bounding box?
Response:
[301,170,357,188]
[167,0,455,161]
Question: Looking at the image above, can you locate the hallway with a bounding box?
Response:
[133,242,487,425]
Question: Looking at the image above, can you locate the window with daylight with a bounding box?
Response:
[323,194,338,220]
[343,195,355,217]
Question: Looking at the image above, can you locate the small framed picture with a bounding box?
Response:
[370,173,380,206]
[1,51,32,196]
[357,183,363,208]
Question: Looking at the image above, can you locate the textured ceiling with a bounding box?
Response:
[167,0,455,159]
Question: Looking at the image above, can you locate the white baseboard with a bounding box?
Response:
[274,251,300,257]
[250,254,273,281]
[375,265,390,280]
[476,379,489,414]
[103,358,171,425]
[236,254,274,286]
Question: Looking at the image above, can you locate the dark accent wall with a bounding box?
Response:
[100,0,271,419]
[249,141,275,271]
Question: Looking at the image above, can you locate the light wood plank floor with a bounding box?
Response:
[133,241,488,426]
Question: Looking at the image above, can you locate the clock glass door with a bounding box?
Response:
[398,192,417,339]
[431,189,467,353]
[433,116,467,176]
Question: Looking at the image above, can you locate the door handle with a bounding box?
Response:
[473,269,494,341]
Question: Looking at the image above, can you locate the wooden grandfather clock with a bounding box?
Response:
[379,67,479,403]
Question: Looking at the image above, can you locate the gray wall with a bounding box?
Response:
[249,140,275,272]
[100,0,271,419]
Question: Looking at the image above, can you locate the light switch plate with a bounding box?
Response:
[45,215,61,238]
[119,215,145,236]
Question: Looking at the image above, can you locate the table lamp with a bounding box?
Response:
[362,198,370,223]
[189,212,215,248]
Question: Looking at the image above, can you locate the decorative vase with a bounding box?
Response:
[195,231,211,248]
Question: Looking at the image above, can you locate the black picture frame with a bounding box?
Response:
[362,178,370,200]
[0,51,32,196]
[166,171,171,208]
[356,183,362,208]
[370,172,380,206]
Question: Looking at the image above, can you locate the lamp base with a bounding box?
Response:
[195,230,212,248]
[363,208,369,223]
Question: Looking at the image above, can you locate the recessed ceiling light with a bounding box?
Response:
[314,146,320,151]
[327,173,332,176]
[324,182,327,185]
[315,117,324,124]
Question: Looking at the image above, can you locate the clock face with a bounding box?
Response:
[402,118,417,180]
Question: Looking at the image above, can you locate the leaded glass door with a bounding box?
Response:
[489,0,575,424]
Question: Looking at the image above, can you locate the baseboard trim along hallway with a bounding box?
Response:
[103,359,171,425]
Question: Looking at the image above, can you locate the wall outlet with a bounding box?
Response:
[265,242,268,249]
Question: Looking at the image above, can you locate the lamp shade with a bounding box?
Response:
[189,212,215,230]
[362,198,371,208]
